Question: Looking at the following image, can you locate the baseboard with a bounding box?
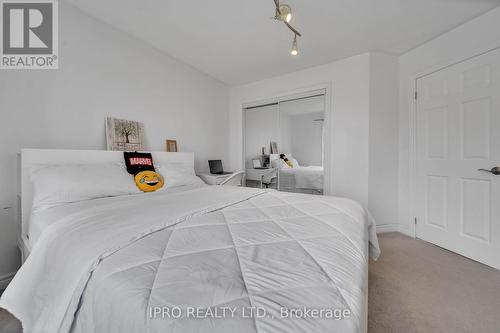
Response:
[398,223,412,236]
[0,271,16,291]
[376,223,399,233]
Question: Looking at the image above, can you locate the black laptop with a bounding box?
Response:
[208,160,232,175]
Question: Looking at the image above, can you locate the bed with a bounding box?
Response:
[270,154,324,194]
[0,149,379,333]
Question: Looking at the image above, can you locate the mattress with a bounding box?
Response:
[2,186,379,333]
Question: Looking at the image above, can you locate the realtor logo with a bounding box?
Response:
[1,0,58,69]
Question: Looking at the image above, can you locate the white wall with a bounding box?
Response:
[244,104,279,167]
[279,96,325,166]
[289,112,323,166]
[0,3,229,279]
[398,6,500,235]
[230,53,372,207]
[369,53,400,230]
[279,111,292,154]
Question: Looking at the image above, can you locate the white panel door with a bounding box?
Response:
[416,48,500,269]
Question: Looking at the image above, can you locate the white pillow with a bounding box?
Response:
[271,159,290,169]
[30,163,140,211]
[156,163,204,189]
[283,154,299,168]
[290,158,300,168]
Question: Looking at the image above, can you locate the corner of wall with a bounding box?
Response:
[367,52,400,227]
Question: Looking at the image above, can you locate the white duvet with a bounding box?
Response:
[0,186,379,333]
[282,166,324,190]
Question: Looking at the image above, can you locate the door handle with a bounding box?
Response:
[478,167,500,175]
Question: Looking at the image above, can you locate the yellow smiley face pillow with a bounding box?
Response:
[134,170,164,192]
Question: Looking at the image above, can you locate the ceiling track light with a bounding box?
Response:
[291,34,298,56]
[272,0,302,56]
[275,4,292,23]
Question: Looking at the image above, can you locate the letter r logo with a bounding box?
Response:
[2,2,53,54]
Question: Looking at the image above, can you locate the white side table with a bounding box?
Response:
[197,173,233,185]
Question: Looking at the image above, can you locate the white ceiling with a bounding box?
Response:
[64,0,500,85]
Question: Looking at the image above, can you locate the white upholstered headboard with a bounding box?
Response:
[20,149,194,241]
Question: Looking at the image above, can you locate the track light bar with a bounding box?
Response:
[291,34,298,55]
[273,0,302,37]
[273,0,302,55]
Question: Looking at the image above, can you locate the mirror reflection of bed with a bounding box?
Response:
[243,92,325,194]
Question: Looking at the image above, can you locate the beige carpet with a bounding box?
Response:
[1,232,500,333]
[369,233,500,333]
[0,307,21,333]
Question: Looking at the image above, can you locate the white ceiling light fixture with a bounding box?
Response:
[275,4,292,23]
[291,34,298,55]
[272,0,302,56]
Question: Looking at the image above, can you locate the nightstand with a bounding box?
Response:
[197,172,234,185]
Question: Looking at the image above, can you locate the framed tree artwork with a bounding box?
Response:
[106,117,145,151]
[166,139,178,152]
[270,141,278,154]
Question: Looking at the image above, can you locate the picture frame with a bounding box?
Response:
[105,117,145,151]
[166,139,178,152]
[270,141,278,154]
[252,159,262,168]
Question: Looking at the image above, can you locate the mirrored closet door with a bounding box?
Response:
[243,91,325,194]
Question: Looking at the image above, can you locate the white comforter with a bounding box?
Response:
[0,186,379,333]
[282,166,324,190]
